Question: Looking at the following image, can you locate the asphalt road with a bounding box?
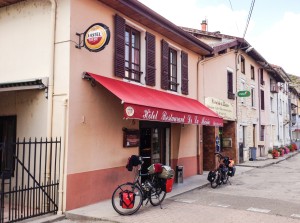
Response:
[57,154,300,223]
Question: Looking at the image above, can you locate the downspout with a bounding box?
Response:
[58,98,68,214]
[47,0,57,138]
[234,49,239,161]
[196,56,204,174]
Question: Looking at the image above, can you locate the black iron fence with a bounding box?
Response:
[0,138,61,223]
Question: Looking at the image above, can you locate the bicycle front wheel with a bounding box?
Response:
[149,177,166,206]
[149,186,166,206]
[111,182,143,215]
[222,172,229,184]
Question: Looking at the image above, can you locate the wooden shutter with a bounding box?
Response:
[145,32,156,86]
[181,51,188,95]
[261,90,265,110]
[161,39,169,90]
[114,14,125,78]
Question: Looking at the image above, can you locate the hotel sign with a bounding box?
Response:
[124,104,223,127]
[205,97,235,121]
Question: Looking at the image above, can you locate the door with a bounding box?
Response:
[0,116,17,177]
[139,121,170,174]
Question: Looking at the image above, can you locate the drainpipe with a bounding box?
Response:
[47,0,57,138]
[57,98,68,214]
[234,50,239,161]
[196,56,204,174]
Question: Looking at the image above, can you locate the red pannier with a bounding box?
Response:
[165,178,174,193]
[119,190,135,209]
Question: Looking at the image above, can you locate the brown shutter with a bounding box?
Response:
[181,51,189,95]
[161,39,169,90]
[114,14,125,78]
[145,32,156,86]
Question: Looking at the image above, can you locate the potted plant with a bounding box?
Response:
[284,146,290,154]
[272,149,279,159]
[279,148,284,156]
[292,143,298,151]
[267,148,273,158]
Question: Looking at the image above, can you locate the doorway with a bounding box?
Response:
[139,121,170,175]
[0,115,17,177]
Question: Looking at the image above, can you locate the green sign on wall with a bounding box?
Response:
[237,90,251,97]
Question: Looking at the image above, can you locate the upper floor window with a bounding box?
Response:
[261,90,265,110]
[114,14,156,86]
[251,87,255,107]
[169,48,178,91]
[125,25,141,82]
[270,97,274,112]
[260,68,264,85]
[251,65,255,80]
[227,70,235,99]
[240,56,245,74]
[161,39,189,94]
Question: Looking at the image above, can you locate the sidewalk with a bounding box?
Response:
[28,151,299,223]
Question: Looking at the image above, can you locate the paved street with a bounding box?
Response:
[51,153,300,223]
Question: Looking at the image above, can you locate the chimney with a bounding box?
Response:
[201,19,207,31]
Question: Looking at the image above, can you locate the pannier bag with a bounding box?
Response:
[227,166,236,177]
[160,178,174,193]
[148,163,163,174]
[158,165,175,179]
[207,171,216,182]
[119,190,135,209]
[165,178,174,193]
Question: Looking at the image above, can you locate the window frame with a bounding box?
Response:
[124,25,141,82]
[169,47,178,92]
[240,56,245,74]
[251,65,255,80]
[260,90,265,110]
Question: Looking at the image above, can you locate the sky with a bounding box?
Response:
[138,0,300,76]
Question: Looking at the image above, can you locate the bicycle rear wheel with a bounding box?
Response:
[111,182,143,215]
[210,171,221,189]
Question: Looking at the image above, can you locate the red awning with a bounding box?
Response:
[84,72,223,127]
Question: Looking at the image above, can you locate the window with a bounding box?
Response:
[240,56,245,74]
[169,48,177,91]
[0,116,16,178]
[260,90,265,110]
[124,25,141,82]
[251,65,255,80]
[114,14,156,85]
[227,70,235,99]
[279,99,282,114]
[270,97,274,112]
[260,125,265,141]
[251,87,255,107]
[161,39,189,94]
[260,68,264,85]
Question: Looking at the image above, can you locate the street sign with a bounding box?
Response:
[237,90,250,97]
